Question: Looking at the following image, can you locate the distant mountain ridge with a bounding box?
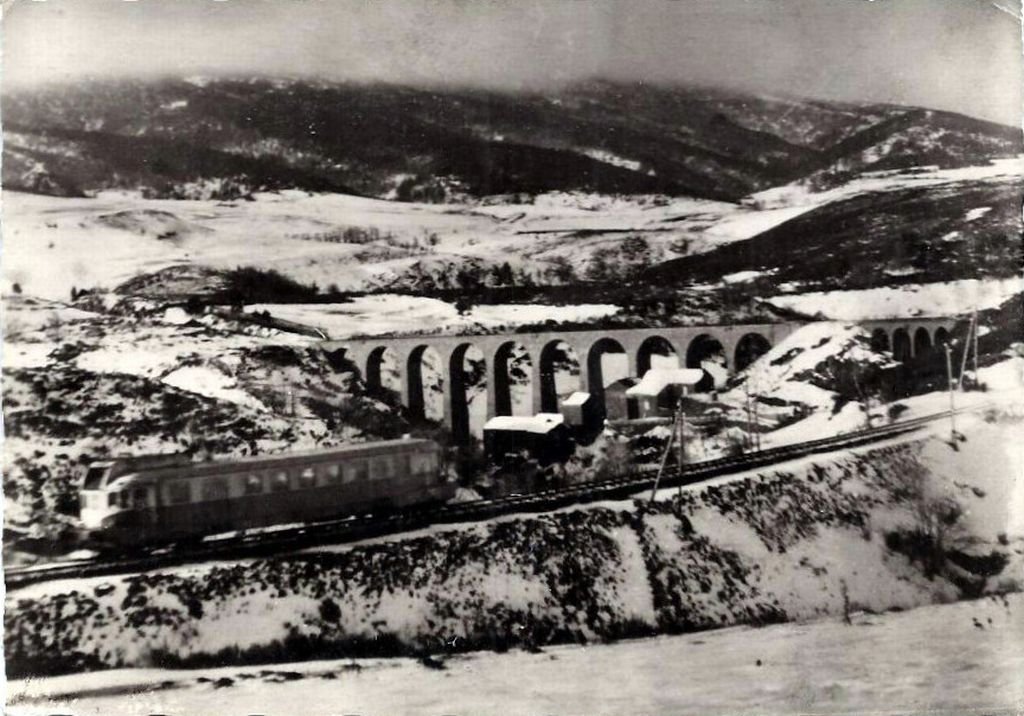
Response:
[4,77,1020,202]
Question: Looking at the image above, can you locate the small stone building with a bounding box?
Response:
[559,391,600,428]
[604,377,641,421]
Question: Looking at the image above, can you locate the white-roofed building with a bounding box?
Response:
[483,413,572,464]
[626,368,705,418]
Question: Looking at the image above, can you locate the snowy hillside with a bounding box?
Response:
[762,277,1024,321]
[5,155,1022,304]
[0,295,420,548]
[0,185,813,302]
[7,417,1021,679]
[651,169,1023,293]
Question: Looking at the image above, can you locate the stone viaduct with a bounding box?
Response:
[325,317,957,441]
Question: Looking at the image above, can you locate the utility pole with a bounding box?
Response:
[972,311,979,385]
[944,342,957,442]
[957,314,974,391]
[743,387,753,452]
[747,372,762,451]
[676,396,686,498]
[752,392,761,451]
[649,408,676,503]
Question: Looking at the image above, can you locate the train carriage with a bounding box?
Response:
[79,438,451,545]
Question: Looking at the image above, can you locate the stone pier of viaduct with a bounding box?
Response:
[325,317,957,441]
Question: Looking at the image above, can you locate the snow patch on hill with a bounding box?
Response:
[762,278,1023,320]
[722,322,890,411]
[751,155,1024,210]
[245,296,621,339]
[579,148,645,173]
[161,365,270,412]
[5,155,1019,300]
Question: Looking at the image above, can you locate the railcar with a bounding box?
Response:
[79,438,451,545]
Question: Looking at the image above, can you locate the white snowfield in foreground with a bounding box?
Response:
[763,277,1023,321]
[9,593,1022,716]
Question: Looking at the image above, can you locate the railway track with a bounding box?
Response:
[4,404,987,590]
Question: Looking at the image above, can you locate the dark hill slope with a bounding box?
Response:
[700,94,906,150]
[4,78,1019,202]
[3,79,808,201]
[797,109,1023,190]
[645,178,1023,291]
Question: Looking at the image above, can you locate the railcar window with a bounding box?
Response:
[398,454,412,477]
[413,455,431,481]
[298,468,316,489]
[202,478,229,501]
[108,492,119,508]
[271,471,291,492]
[131,488,149,508]
[244,474,263,494]
[352,460,369,482]
[324,464,341,485]
[168,482,191,505]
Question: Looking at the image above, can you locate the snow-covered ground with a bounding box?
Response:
[245,295,621,339]
[763,277,1024,321]
[750,155,1024,210]
[707,317,1024,462]
[7,155,1019,302]
[9,593,1022,716]
[9,413,1020,676]
[721,321,893,412]
[762,357,1024,449]
[0,189,752,301]
[2,297,315,412]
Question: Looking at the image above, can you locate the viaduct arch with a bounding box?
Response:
[329,318,956,441]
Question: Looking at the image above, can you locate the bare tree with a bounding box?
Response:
[893,461,964,578]
[44,312,64,344]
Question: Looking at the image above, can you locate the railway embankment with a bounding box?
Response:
[6,417,1021,678]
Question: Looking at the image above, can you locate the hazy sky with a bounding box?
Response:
[4,0,1021,124]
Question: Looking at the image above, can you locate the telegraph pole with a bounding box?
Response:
[957,314,973,391]
[944,342,957,442]
[752,392,761,451]
[743,387,753,451]
[676,397,686,498]
[971,311,979,384]
[650,409,676,503]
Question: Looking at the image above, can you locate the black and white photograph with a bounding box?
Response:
[2,0,1022,713]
